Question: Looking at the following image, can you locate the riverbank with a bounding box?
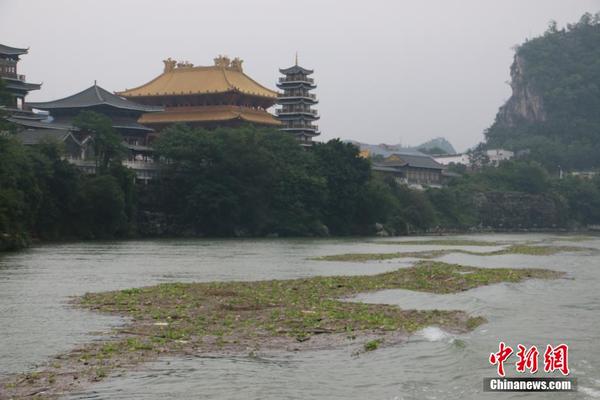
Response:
[2,228,598,255]
[0,259,563,399]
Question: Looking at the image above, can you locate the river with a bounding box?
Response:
[0,234,599,399]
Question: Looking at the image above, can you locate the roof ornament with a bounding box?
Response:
[230,57,243,72]
[177,60,194,68]
[295,52,298,66]
[214,55,231,68]
[163,57,177,72]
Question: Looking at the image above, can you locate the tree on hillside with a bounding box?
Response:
[485,12,600,170]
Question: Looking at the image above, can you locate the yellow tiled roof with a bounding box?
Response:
[118,66,278,99]
[138,105,282,126]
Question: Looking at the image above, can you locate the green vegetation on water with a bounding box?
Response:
[1,261,562,398]
[315,244,590,262]
[377,239,503,246]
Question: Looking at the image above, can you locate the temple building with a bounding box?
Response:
[19,83,163,183]
[371,152,445,189]
[117,56,281,130]
[0,43,41,115]
[28,83,162,147]
[276,58,320,145]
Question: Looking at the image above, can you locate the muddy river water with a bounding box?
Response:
[1,234,599,399]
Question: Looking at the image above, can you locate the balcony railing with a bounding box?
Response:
[0,72,26,81]
[279,93,316,100]
[123,160,160,170]
[278,76,314,84]
[276,109,318,116]
[282,123,319,131]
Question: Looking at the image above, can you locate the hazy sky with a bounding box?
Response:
[2,0,599,151]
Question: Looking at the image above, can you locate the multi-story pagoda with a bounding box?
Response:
[276,58,320,145]
[0,43,41,112]
[117,56,281,130]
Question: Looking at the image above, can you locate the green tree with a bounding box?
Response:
[312,139,372,234]
[154,124,327,236]
[73,111,124,171]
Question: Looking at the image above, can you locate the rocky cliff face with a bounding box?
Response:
[495,54,546,127]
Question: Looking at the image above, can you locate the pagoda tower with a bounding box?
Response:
[276,57,319,145]
[0,44,41,111]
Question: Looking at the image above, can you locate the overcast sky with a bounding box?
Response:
[2,0,599,151]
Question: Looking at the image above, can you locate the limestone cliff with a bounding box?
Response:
[495,54,546,127]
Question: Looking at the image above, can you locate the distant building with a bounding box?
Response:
[18,83,163,183]
[434,149,514,168]
[486,149,514,166]
[117,56,281,130]
[372,152,445,189]
[569,171,598,179]
[0,43,41,111]
[434,153,470,166]
[276,59,320,146]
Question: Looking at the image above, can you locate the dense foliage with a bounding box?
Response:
[152,125,388,236]
[485,12,600,171]
[3,121,600,250]
[0,112,135,250]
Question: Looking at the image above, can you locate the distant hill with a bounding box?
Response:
[347,137,456,157]
[485,13,600,171]
[416,137,456,155]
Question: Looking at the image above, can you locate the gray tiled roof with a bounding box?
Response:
[0,44,28,56]
[377,152,444,170]
[8,118,73,131]
[15,129,74,145]
[29,84,163,113]
[279,65,314,75]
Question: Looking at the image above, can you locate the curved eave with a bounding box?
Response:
[27,102,164,114]
[0,44,28,56]
[120,88,278,102]
[138,106,281,126]
[277,113,320,120]
[280,127,320,136]
[4,80,41,92]
[277,96,318,104]
[279,65,314,75]
[277,82,316,90]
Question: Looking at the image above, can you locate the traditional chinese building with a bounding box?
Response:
[21,83,163,182]
[372,152,445,189]
[28,83,162,146]
[0,43,41,113]
[276,59,320,145]
[117,56,280,130]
